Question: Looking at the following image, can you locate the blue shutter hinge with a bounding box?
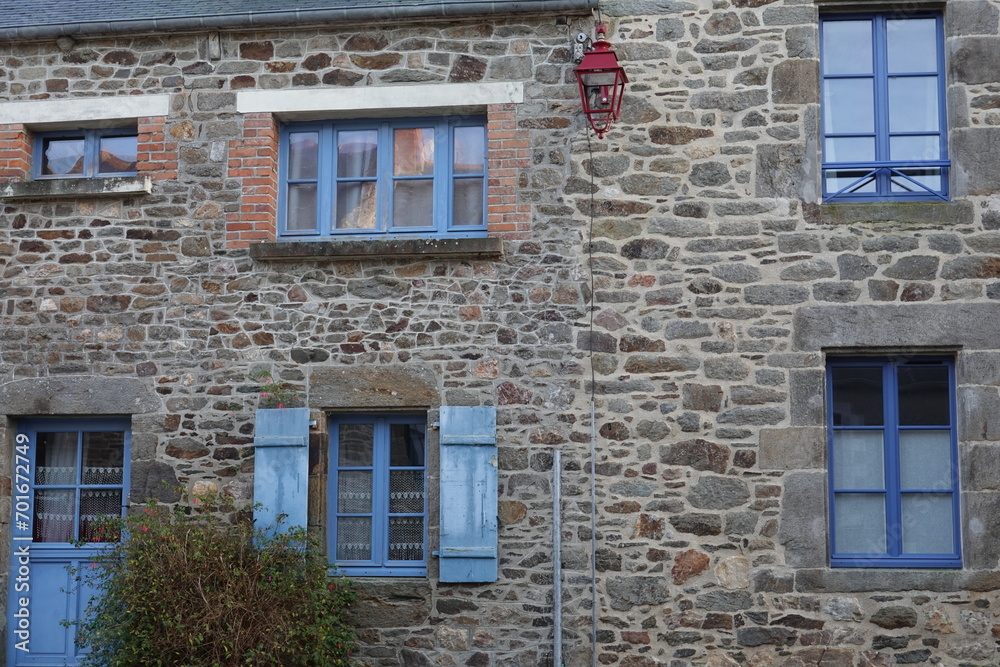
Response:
[438,547,498,558]
[253,435,308,447]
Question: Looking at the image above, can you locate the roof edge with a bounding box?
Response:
[0,0,599,41]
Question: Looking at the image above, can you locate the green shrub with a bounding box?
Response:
[69,496,355,667]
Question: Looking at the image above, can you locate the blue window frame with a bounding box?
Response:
[279,116,487,240]
[34,128,138,179]
[820,13,949,202]
[827,356,960,568]
[329,414,427,576]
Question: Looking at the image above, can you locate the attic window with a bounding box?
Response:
[36,128,138,179]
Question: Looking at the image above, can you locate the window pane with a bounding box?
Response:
[79,489,122,542]
[830,366,883,426]
[901,494,954,554]
[338,471,372,513]
[899,430,952,490]
[287,183,318,231]
[887,19,938,74]
[825,137,875,163]
[394,128,434,176]
[388,516,424,561]
[834,493,887,554]
[36,432,78,485]
[889,135,941,162]
[98,135,137,173]
[897,365,949,425]
[454,126,485,174]
[288,132,319,180]
[832,430,885,490]
[890,169,942,194]
[336,517,372,561]
[390,423,425,466]
[34,489,75,542]
[823,20,873,75]
[453,178,484,226]
[824,79,875,134]
[338,423,374,466]
[389,470,425,513]
[336,182,377,229]
[889,77,939,133]
[392,179,433,228]
[42,138,85,175]
[337,130,377,178]
[826,170,877,196]
[82,432,124,485]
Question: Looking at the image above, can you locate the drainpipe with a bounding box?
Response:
[590,401,598,667]
[553,448,563,667]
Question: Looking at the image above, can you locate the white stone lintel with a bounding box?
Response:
[0,94,172,129]
[237,82,524,120]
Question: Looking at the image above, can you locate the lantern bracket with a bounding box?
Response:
[573,32,590,63]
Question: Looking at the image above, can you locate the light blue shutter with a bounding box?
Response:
[253,407,310,534]
[438,406,498,583]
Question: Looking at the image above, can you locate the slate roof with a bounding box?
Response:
[0,0,595,37]
[0,0,431,28]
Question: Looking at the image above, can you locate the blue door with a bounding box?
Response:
[7,419,130,667]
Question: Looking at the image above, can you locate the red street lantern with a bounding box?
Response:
[573,25,628,139]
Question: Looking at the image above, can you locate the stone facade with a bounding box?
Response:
[1,0,1000,666]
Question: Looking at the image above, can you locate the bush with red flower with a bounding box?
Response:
[68,493,355,667]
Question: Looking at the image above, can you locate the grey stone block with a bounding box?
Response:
[959,386,1000,442]
[957,351,1000,385]
[786,25,817,59]
[961,443,1000,491]
[687,475,750,509]
[793,304,1000,351]
[772,59,818,104]
[713,263,762,284]
[0,376,159,415]
[790,369,825,426]
[606,576,671,611]
[952,128,1000,196]
[780,260,836,281]
[745,284,809,305]
[816,201,975,226]
[948,84,971,129]
[964,492,1000,568]
[949,36,1000,85]
[883,256,940,281]
[794,569,965,594]
[690,88,768,112]
[813,282,862,303]
[130,460,182,503]
[309,366,439,409]
[349,579,433,628]
[696,590,753,611]
[756,143,808,199]
[759,427,825,470]
[947,0,1000,35]
[779,471,827,568]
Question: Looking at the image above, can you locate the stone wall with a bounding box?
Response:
[1,0,1000,666]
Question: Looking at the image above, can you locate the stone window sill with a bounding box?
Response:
[0,176,152,200]
[249,236,503,261]
[807,200,974,226]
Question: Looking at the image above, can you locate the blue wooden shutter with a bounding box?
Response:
[438,406,498,583]
[253,407,310,534]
